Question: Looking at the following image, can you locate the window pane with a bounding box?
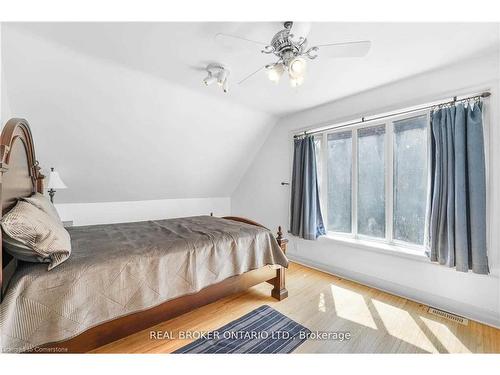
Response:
[358,125,385,238]
[327,131,352,233]
[393,115,427,244]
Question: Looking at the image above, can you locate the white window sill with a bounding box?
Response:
[320,233,428,262]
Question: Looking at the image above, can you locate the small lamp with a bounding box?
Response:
[47,167,67,203]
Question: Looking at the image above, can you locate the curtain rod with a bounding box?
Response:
[293,91,491,138]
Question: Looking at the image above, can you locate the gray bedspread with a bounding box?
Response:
[0,216,288,352]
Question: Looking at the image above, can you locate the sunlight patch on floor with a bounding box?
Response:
[330,284,377,329]
[370,298,436,352]
[371,298,409,333]
[318,292,326,312]
[420,316,471,353]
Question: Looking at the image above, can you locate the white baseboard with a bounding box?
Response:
[288,253,500,329]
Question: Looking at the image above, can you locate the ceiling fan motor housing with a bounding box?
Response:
[271,29,302,57]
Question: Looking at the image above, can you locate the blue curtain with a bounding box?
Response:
[290,136,326,240]
[425,102,488,274]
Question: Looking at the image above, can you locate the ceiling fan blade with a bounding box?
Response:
[215,33,268,51]
[238,66,265,85]
[315,40,371,58]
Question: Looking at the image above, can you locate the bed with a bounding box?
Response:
[0,118,289,353]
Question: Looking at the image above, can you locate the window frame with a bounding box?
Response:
[319,109,430,251]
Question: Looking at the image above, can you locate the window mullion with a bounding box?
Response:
[386,122,394,243]
[352,128,358,238]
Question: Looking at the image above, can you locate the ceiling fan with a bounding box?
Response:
[215,22,371,87]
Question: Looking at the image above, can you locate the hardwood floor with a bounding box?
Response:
[92,262,500,353]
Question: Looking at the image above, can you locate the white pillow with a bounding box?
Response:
[1,201,71,270]
[22,192,62,224]
[3,233,50,264]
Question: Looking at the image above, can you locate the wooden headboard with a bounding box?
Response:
[0,118,44,301]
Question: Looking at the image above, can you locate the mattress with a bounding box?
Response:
[0,215,288,352]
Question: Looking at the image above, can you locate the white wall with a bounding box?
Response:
[0,22,4,126]
[232,52,500,327]
[0,23,10,124]
[1,26,276,206]
[55,197,230,226]
[0,63,11,124]
[0,23,13,134]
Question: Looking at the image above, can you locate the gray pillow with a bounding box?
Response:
[22,192,62,224]
[1,201,71,270]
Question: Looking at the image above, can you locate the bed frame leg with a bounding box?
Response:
[271,226,288,300]
[271,267,288,300]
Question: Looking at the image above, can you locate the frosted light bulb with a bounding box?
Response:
[288,57,306,78]
[266,64,284,83]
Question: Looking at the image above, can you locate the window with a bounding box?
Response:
[319,111,429,249]
[357,125,385,238]
[327,132,352,233]
[393,116,428,245]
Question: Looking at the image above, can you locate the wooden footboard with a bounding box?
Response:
[223,217,289,300]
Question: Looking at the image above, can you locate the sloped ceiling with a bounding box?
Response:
[4,22,499,115]
[2,26,276,203]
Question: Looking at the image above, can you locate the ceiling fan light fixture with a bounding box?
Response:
[266,63,284,83]
[218,22,371,88]
[203,74,217,86]
[217,69,228,86]
[288,57,306,79]
[203,63,230,93]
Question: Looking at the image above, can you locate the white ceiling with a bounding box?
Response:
[7,22,500,116]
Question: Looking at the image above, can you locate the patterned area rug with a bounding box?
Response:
[173,305,310,354]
